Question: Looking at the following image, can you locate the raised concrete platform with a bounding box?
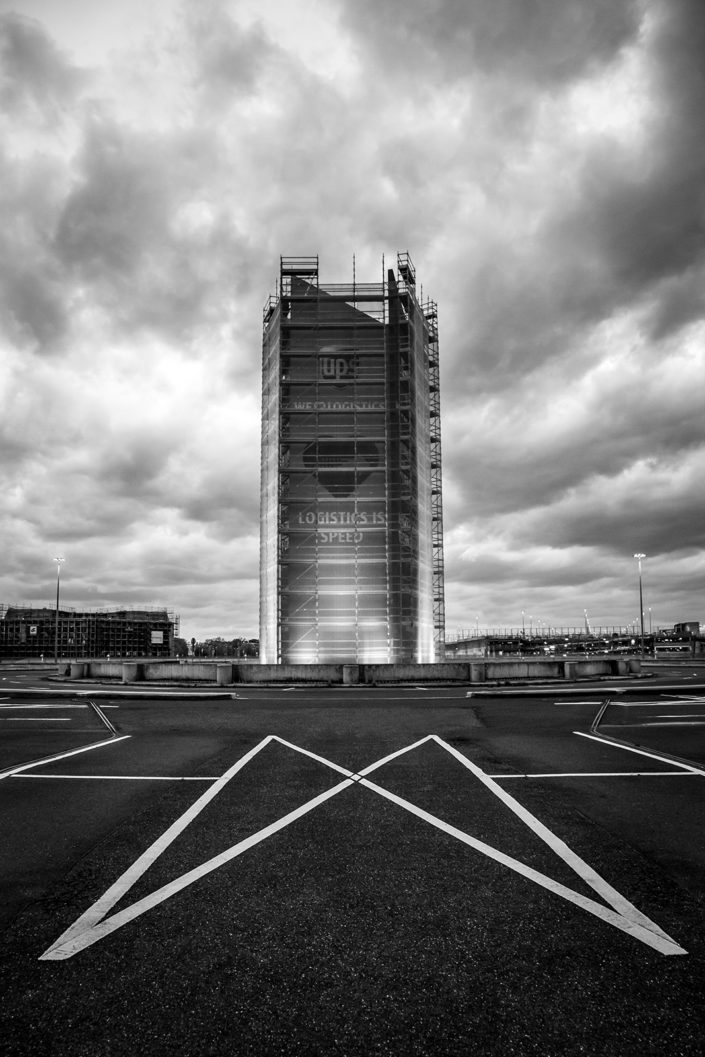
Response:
[57,656,643,686]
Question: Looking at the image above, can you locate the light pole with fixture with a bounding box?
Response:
[54,556,65,664]
[634,553,646,657]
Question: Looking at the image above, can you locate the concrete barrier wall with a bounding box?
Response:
[483,660,565,681]
[238,664,343,684]
[568,658,612,678]
[83,660,223,682]
[142,662,219,681]
[122,662,144,683]
[87,662,124,679]
[367,658,622,683]
[363,663,470,683]
[67,655,641,685]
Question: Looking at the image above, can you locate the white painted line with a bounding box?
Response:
[0,717,72,721]
[430,735,676,944]
[653,714,705,719]
[271,736,357,777]
[87,699,118,736]
[487,771,697,778]
[358,775,686,956]
[610,701,705,708]
[469,687,629,698]
[271,734,437,779]
[14,774,219,782]
[0,735,131,781]
[358,736,436,776]
[575,731,705,776]
[638,720,705,726]
[18,768,694,785]
[40,734,688,961]
[41,739,437,960]
[40,737,276,957]
[0,703,86,710]
[41,776,354,960]
[3,688,234,699]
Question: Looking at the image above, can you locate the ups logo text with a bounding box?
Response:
[319,354,355,382]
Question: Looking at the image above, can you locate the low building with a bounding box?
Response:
[673,621,701,636]
[0,604,179,659]
[445,632,656,658]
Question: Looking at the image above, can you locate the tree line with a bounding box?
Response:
[173,637,259,658]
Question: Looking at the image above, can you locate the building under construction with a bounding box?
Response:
[260,253,445,664]
[0,605,178,659]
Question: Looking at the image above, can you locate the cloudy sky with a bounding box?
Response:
[1,0,704,642]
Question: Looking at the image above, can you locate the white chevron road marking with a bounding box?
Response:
[40,735,687,960]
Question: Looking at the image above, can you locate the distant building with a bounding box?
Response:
[445,632,656,658]
[260,253,445,663]
[673,621,700,636]
[0,605,178,659]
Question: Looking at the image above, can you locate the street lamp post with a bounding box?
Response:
[634,553,646,657]
[54,556,65,665]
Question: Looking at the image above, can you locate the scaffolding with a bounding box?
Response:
[260,252,445,663]
[423,297,446,656]
[0,604,179,658]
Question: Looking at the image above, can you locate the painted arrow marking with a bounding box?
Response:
[40,735,686,960]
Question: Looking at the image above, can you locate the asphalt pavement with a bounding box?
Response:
[0,670,704,1055]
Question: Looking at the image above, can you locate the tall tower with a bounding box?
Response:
[259,253,445,664]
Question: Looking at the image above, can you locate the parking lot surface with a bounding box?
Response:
[1,675,704,1055]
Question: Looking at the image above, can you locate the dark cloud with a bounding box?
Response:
[98,437,177,496]
[0,266,66,349]
[0,12,84,118]
[187,2,275,98]
[52,115,249,343]
[539,0,705,338]
[333,0,641,86]
[444,360,705,519]
[651,0,705,127]
[526,493,705,557]
[497,442,705,560]
[422,0,705,399]
[591,166,705,290]
[0,149,70,353]
[647,267,705,339]
[55,119,170,275]
[553,146,705,335]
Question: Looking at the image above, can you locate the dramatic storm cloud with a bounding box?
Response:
[1,0,704,640]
